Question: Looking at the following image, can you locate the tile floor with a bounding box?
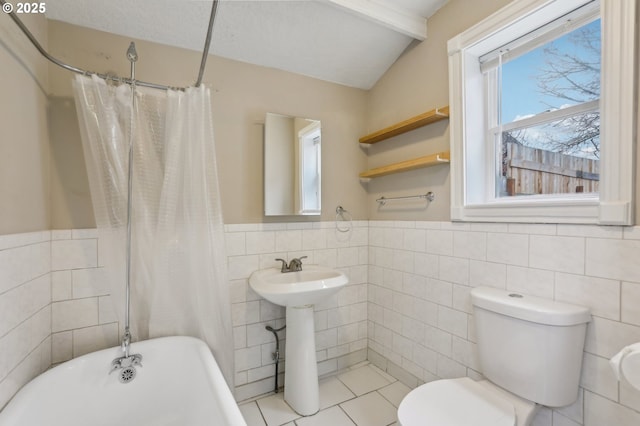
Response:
[239,362,411,426]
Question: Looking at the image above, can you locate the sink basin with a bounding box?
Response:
[249,265,348,307]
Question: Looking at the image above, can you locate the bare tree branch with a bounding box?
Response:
[531,22,601,158]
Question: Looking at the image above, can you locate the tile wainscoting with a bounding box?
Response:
[0,229,118,410]
[225,221,370,401]
[0,231,51,409]
[49,229,119,365]
[2,221,640,425]
[0,221,370,408]
[367,221,640,426]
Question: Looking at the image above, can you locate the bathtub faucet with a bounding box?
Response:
[110,352,142,372]
[110,330,143,381]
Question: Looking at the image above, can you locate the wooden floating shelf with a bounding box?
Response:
[359,106,450,145]
[359,151,450,181]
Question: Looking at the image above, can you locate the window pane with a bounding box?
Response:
[497,112,600,197]
[501,19,600,124]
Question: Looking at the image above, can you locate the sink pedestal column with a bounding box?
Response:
[284,305,319,416]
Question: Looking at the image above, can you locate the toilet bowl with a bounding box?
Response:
[397,287,591,426]
[398,378,537,426]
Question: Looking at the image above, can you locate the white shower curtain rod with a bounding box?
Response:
[0,0,219,90]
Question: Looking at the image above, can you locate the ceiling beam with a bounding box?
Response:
[324,0,427,40]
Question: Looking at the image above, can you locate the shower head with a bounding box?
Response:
[126,42,138,62]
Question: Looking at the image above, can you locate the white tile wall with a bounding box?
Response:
[49,232,119,365]
[227,221,369,401]
[0,231,51,409]
[367,221,640,426]
[4,221,640,425]
[0,230,119,408]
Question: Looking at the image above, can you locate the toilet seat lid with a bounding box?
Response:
[398,378,516,426]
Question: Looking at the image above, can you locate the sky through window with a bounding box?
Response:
[501,19,601,124]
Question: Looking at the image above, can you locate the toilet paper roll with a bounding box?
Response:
[610,342,640,390]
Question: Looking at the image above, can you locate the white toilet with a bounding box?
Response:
[398,286,591,426]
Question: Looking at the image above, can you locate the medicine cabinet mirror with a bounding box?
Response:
[264,113,321,216]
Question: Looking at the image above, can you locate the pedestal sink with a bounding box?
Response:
[249,265,348,415]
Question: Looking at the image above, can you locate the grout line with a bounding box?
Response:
[0,235,50,252]
[0,330,50,383]
[255,400,268,426]
[337,404,358,425]
[52,294,107,302]
[0,301,51,340]
[376,388,399,409]
[0,270,49,298]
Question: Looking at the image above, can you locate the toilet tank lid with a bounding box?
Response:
[471,287,591,326]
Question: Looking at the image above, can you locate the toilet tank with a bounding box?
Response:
[471,287,591,407]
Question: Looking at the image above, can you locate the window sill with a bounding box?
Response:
[453,197,601,224]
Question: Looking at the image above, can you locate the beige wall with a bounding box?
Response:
[47,21,369,227]
[365,0,640,224]
[364,0,511,221]
[0,13,50,234]
[49,97,94,229]
[7,0,637,229]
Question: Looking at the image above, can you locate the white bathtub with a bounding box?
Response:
[0,336,246,426]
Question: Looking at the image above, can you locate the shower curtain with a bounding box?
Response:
[72,75,234,388]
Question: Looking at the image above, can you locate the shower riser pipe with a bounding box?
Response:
[123,42,138,356]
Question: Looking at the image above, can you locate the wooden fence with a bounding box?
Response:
[504,142,599,196]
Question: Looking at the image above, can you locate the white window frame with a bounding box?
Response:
[448,0,637,224]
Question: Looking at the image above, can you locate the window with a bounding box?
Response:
[448,0,636,224]
[491,16,601,198]
[298,123,321,215]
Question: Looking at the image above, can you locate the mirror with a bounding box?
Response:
[264,113,321,216]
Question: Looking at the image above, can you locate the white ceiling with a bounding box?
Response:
[45,0,448,89]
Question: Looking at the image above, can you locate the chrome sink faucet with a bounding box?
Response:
[275,256,307,273]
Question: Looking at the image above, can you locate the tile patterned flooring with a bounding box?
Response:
[239,362,411,426]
